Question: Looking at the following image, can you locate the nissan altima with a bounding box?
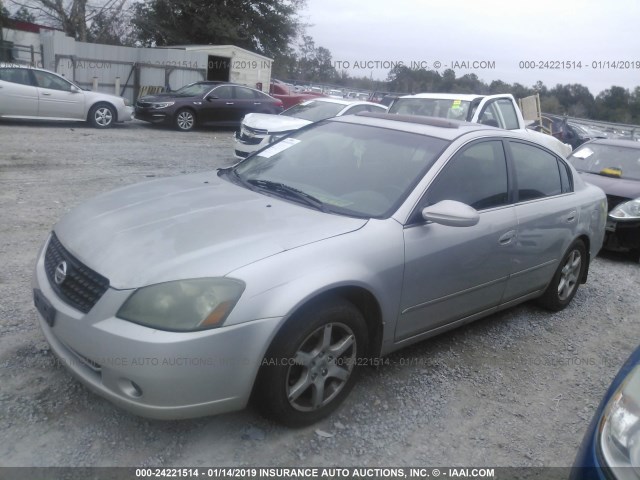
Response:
[33,112,607,426]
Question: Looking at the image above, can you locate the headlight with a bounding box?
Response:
[268,132,290,144]
[610,199,640,220]
[151,102,175,109]
[599,365,640,478]
[122,97,131,107]
[117,278,244,331]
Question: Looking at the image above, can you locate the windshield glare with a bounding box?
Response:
[232,121,449,218]
[282,101,345,122]
[568,144,640,181]
[389,98,472,121]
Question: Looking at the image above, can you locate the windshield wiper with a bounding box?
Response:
[247,179,328,212]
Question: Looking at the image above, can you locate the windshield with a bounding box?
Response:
[172,83,214,97]
[229,121,449,218]
[282,101,345,122]
[568,143,640,181]
[389,98,472,121]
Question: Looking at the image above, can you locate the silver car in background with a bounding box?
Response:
[33,112,606,426]
[0,63,133,128]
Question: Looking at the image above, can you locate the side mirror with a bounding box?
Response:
[421,200,479,227]
[70,85,80,93]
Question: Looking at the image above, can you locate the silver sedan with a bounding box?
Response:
[33,112,607,426]
[0,63,133,128]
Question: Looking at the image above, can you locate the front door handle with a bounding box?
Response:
[41,92,52,96]
[498,230,517,245]
[566,210,577,223]
[225,102,234,105]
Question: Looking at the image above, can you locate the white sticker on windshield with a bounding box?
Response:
[572,147,593,159]
[258,138,301,158]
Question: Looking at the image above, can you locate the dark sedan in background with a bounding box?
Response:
[567,139,640,260]
[135,81,284,131]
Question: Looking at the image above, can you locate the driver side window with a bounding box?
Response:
[425,140,509,211]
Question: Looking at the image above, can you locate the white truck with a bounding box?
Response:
[387,93,572,157]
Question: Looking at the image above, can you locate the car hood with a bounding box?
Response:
[578,172,640,200]
[54,172,367,289]
[243,113,312,133]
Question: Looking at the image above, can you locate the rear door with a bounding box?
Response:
[397,139,517,341]
[233,86,266,119]
[501,140,577,302]
[0,67,38,117]
[32,70,85,120]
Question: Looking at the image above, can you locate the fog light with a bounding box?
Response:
[118,378,143,398]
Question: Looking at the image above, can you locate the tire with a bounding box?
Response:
[175,109,196,131]
[88,103,115,128]
[538,240,586,311]
[254,297,368,427]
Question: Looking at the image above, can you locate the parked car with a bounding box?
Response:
[0,63,133,128]
[530,115,608,149]
[33,112,606,426]
[135,81,284,131]
[570,344,640,480]
[269,80,326,109]
[234,97,387,158]
[567,139,640,259]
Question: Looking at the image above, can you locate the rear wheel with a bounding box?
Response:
[255,298,368,427]
[175,109,196,131]
[538,240,586,311]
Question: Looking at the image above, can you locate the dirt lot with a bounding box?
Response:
[0,120,638,469]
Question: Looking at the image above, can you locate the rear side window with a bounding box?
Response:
[509,141,566,201]
[0,68,33,86]
[234,86,258,99]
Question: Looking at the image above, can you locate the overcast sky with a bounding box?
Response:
[301,0,640,96]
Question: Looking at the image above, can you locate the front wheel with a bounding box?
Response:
[254,298,368,427]
[174,109,196,131]
[88,104,115,128]
[538,240,586,311]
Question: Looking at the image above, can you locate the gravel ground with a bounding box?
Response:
[0,119,638,469]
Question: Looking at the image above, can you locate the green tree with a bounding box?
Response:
[131,0,305,59]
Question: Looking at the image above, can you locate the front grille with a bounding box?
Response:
[44,233,110,313]
[605,194,631,212]
[238,125,268,145]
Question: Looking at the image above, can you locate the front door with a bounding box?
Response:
[397,139,516,341]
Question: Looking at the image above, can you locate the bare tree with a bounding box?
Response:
[7,0,131,43]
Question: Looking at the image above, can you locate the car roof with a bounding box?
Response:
[330,112,497,141]
[304,98,381,107]
[585,138,640,149]
[396,93,485,101]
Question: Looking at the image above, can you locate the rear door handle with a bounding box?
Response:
[225,102,234,105]
[498,230,517,245]
[566,210,577,222]
[253,102,262,105]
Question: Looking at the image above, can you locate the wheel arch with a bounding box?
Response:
[576,233,590,284]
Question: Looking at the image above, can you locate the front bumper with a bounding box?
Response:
[32,236,281,419]
[118,105,134,122]
[604,218,640,251]
[134,108,172,125]
[234,130,271,159]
